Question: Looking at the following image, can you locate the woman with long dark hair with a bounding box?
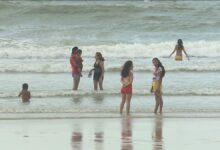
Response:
[169,39,190,61]
[151,58,165,114]
[120,60,133,115]
[89,52,105,90]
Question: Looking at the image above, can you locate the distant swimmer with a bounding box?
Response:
[169,39,190,61]
[18,83,31,103]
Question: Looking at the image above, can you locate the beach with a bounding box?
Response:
[0,116,220,150]
[1,1,220,150]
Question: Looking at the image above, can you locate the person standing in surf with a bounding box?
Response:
[88,52,105,90]
[151,58,165,114]
[120,60,133,115]
[18,83,31,103]
[169,39,190,61]
[70,46,81,90]
[75,49,83,77]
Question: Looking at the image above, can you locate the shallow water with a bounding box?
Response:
[0,72,220,98]
[0,95,219,116]
[0,1,220,117]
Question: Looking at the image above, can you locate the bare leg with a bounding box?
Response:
[94,80,98,90]
[72,78,74,90]
[159,96,163,114]
[154,94,160,114]
[77,68,82,77]
[73,75,80,90]
[120,94,126,114]
[99,79,103,90]
[126,94,132,115]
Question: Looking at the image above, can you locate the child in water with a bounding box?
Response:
[169,39,190,61]
[120,60,133,115]
[18,83,31,102]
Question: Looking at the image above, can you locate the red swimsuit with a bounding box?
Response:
[121,84,132,94]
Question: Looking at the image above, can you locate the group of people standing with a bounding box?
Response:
[120,39,189,115]
[17,39,188,115]
[69,39,189,115]
[119,58,165,115]
[70,47,105,91]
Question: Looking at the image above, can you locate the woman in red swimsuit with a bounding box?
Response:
[120,60,133,115]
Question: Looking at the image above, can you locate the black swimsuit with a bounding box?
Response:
[93,62,102,81]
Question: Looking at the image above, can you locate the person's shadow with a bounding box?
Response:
[152,116,163,150]
[121,116,133,150]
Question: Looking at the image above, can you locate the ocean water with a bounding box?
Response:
[0,1,220,116]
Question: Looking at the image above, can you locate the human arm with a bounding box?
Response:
[18,91,22,97]
[150,85,153,93]
[155,68,162,94]
[129,71,133,84]
[169,46,177,57]
[28,91,31,100]
[99,61,104,81]
[89,69,94,73]
[88,68,94,77]
[70,55,75,67]
[183,47,190,60]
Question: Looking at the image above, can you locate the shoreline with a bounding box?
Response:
[0,117,219,150]
[1,112,220,120]
[0,96,220,116]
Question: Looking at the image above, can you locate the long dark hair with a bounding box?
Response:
[72,47,78,54]
[152,58,165,78]
[121,60,133,78]
[177,39,183,50]
[96,52,105,61]
[22,83,28,90]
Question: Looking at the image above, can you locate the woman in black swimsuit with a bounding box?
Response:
[89,52,105,90]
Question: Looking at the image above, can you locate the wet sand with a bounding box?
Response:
[0,115,219,150]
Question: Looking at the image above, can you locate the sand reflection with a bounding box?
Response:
[94,132,104,150]
[152,116,163,150]
[121,116,133,150]
[71,130,82,150]
[94,119,104,150]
